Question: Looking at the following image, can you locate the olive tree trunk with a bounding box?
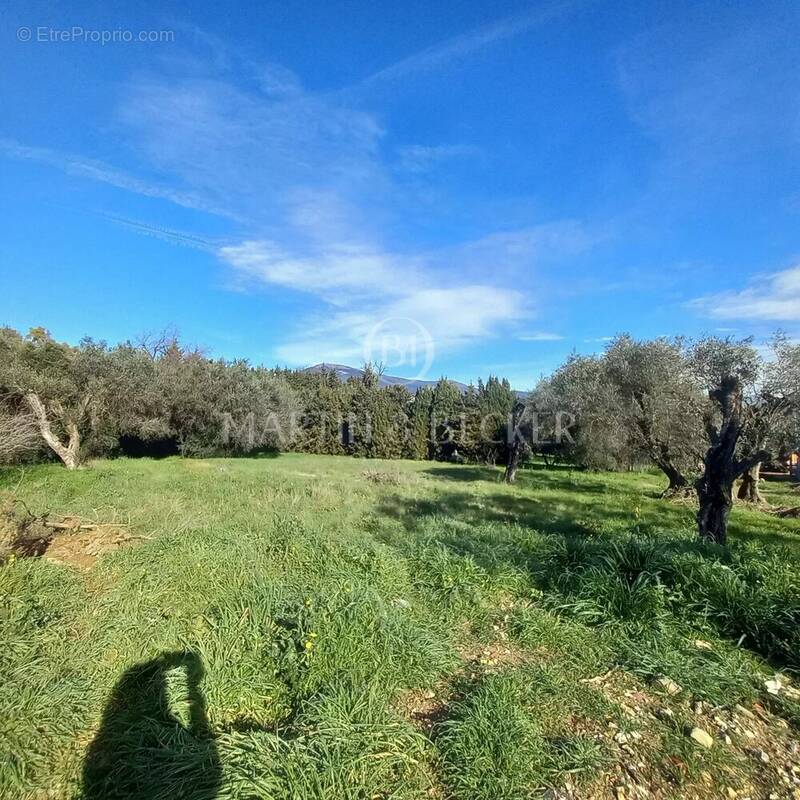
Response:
[631,397,691,497]
[503,401,528,484]
[696,377,738,546]
[696,471,734,545]
[25,393,82,469]
[656,454,690,496]
[736,462,763,503]
[504,440,521,484]
[695,377,768,545]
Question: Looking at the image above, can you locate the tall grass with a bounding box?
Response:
[0,455,798,798]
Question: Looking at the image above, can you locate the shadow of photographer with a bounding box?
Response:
[82,651,221,800]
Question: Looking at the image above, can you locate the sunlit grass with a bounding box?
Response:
[0,454,798,798]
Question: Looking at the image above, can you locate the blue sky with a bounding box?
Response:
[1,0,799,388]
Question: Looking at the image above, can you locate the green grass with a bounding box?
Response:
[0,455,799,799]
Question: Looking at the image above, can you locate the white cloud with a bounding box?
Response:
[272,285,526,372]
[690,265,800,321]
[216,215,588,368]
[218,233,529,370]
[218,239,419,301]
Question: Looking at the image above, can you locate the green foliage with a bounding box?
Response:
[0,328,299,463]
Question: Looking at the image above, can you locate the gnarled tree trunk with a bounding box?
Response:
[696,377,741,545]
[737,462,763,503]
[632,397,690,497]
[504,401,527,484]
[696,471,734,545]
[696,377,769,545]
[656,454,690,497]
[504,440,521,484]
[25,393,82,469]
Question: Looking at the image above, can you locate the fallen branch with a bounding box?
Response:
[770,506,800,518]
[43,520,129,531]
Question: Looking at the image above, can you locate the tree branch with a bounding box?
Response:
[734,449,771,478]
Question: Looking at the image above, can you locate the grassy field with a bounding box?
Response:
[1,454,799,799]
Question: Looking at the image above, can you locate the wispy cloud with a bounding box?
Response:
[219,239,421,302]
[218,230,533,368]
[115,75,385,226]
[445,222,597,278]
[0,138,236,219]
[354,1,579,91]
[396,143,482,173]
[519,332,564,341]
[90,211,217,250]
[615,13,800,170]
[1,18,594,370]
[690,265,800,321]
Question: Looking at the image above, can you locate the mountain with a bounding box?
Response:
[302,363,469,394]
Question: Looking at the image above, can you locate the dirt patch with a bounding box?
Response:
[1,497,140,569]
[42,526,135,569]
[457,639,529,675]
[401,625,800,799]
[1,495,52,557]
[396,631,532,734]
[395,686,451,733]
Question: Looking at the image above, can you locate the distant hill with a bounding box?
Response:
[302,363,469,394]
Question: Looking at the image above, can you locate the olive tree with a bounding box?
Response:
[603,335,706,495]
[691,337,770,544]
[149,344,299,456]
[0,327,115,469]
[736,335,800,502]
[532,354,636,471]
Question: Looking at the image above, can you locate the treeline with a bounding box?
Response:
[281,364,519,464]
[1,326,799,544]
[0,327,520,467]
